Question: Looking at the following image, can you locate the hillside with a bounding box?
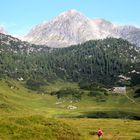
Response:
[0,79,140,139]
[0,79,82,140]
[44,38,140,85]
[0,34,140,86]
[0,33,50,54]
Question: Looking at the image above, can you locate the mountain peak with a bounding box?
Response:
[56,9,86,20]
[60,9,82,16]
[24,10,140,48]
[65,9,80,14]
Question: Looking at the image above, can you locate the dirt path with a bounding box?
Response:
[125,94,138,105]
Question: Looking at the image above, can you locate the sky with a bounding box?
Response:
[0,0,140,36]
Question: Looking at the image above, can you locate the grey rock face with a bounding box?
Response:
[24,9,140,48]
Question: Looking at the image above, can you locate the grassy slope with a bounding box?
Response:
[0,79,82,140]
[0,115,81,140]
[0,79,140,140]
[61,118,140,140]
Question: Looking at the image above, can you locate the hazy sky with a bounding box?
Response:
[0,0,139,36]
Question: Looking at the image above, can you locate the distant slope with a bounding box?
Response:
[24,9,140,48]
[0,35,140,85]
[45,38,140,85]
[0,33,50,54]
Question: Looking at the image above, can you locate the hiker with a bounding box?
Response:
[97,128,103,139]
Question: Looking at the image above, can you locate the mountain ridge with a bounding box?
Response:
[24,9,140,48]
[0,33,50,54]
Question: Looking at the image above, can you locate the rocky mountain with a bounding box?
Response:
[24,9,140,48]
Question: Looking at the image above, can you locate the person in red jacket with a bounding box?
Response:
[97,128,103,139]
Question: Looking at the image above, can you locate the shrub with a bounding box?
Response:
[26,79,45,90]
[134,88,140,98]
[51,88,83,100]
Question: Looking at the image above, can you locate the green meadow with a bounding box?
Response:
[0,79,140,140]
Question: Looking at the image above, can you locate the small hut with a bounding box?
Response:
[112,87,126,94]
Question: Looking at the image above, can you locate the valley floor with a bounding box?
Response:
[0,79,140,140]
[61,118,140,140]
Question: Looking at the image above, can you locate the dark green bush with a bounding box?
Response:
[134,88,140,98]
[26,79,45,90]
[51,88,83,100]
